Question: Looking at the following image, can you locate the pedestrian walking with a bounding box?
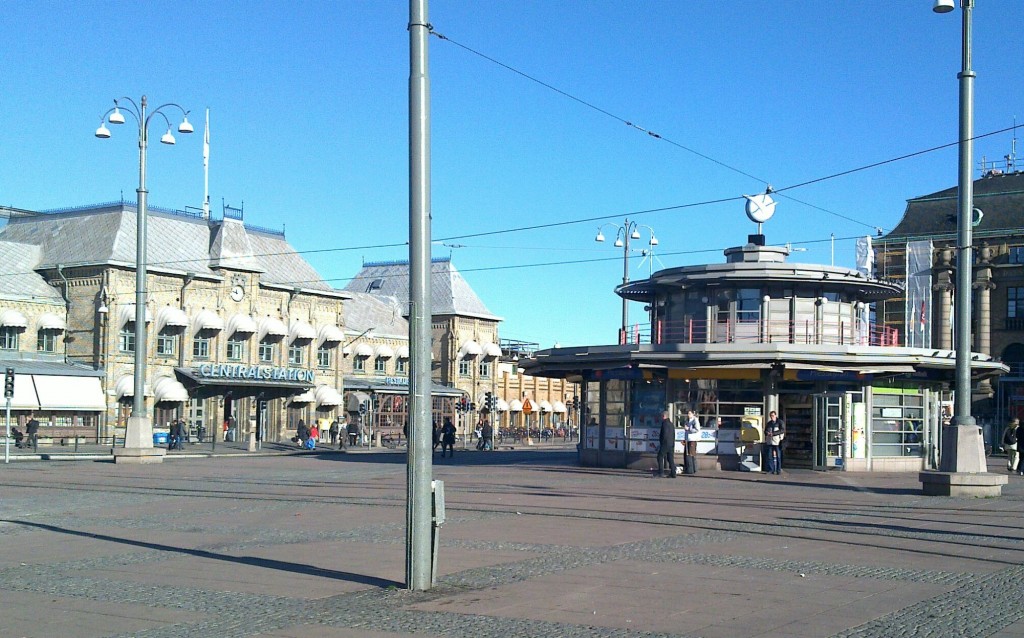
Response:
[1003,418,1019,471]
[765,410,786,475]
[441,417,456,458]
[480,419,493,451]
[656,410,677,477]
[1016,419,1024,476]
[347,420,359,447]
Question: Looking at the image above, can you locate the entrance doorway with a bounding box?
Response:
[814,394,844,470]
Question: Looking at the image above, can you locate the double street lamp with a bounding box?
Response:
[595,218,657,343]
[96,96,193,462]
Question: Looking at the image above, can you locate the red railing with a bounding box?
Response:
[620,318,900,347]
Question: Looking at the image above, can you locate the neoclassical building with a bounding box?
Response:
[875,170,1024,436]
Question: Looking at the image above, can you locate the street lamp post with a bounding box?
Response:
[96,95,193,464]
[919,0,1003,496]
[595,218,657,343]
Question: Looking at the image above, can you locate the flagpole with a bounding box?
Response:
[203,108,210,220]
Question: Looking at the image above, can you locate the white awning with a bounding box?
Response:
[353,343,374,358]
[508,399,523,412]
[114,375,153,400]
[459,340,482,359]
[291,389,316,404]
[119,304,153,327]
[0,309,28,329]
[317,324,344,346]
[375,344,395,359]
[192,309,225,332]
[395,345,410,359]
[314,384,344,407]
[347,391,372,413]
[496,399,509,412]
[258,317,288,340]
[155,306,189,333]
[153,376,189,403]
[289,319,316,343]
[37,312,67,331]
[32,375,105,411]
[227,313,258,337]
[539,400,553,412]
[552,400,567,413]
[482,342,502,358]
[9,373,38,410]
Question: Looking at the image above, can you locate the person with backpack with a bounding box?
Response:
[1005,418,1020,472]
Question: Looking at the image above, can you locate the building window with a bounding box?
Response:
[259,339,277,363]
[478,360,492,378]
[288,343,305,365]
[192,335,210,359]
[1010,246,1024,264]
[1009,287,1024,330]
[459,359,471,377]
[354,357,366,372]
[226,337,245,361]
[375,357,388,374]
[156,331,178,357]
[118,325,135,353]
[317,346,332,368]
[0,327,19,350]
[396,358,408,374]
[37,330,57,353]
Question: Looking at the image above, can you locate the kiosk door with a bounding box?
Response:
[814,394,844,470]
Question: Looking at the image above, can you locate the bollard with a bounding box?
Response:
[431,480,445,586]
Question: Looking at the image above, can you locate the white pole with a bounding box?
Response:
[203,108,210,220]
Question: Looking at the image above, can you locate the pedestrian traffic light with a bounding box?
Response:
[4,368,13,399]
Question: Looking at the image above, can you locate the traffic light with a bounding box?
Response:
[484,392,493,412]
[572,396,579,411]
[3,368,13,399]
[470,402,477,412]
[359,400,368,415]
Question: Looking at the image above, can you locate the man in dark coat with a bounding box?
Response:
[657,410,677,477]
[26,415,40,452]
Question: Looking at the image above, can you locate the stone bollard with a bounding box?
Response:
[247,432,257,452]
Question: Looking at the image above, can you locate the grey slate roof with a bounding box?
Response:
[344,257,500,321]
[343,291,408,338]
[0,204,336,293]
[0,240,62,301]
[884,171,1024,241]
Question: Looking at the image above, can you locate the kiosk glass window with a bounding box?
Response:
[226,337,245,361]
[37,330,57,353]
[316,346,332,368]
[870,390,924,457]
[118,325,135,353]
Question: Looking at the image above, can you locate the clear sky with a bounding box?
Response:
[2,1,1022,349]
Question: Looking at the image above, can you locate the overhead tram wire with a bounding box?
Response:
[428,26,1018,234]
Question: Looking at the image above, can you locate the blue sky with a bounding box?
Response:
[2,1,1022,348]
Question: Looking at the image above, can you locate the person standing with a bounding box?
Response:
[480,418,493,451]
[441,417,457,458]
[682,410,700,474]
[657,410,677,477]
[26,414,40,452]
[1002,418,1019,471]
[1016,419,1024,476]
[329,419,339,447]
[765,410,786,475]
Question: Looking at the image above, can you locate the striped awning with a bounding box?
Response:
[192,309,225,332]
[0,309,28,328]
[37,312,67,331]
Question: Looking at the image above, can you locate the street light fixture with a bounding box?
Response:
[930,0,991,481]
[96,95,193,463]
[595,218,657,343]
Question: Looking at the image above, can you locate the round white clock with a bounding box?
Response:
[230,285,245,302]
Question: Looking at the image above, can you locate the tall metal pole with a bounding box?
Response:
[952,0,975,429]
[407,0,434,591]
[621,219,631,340]
[133,96,149,423]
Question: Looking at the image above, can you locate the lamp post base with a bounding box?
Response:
[919,424,1003,497]
[114,415,165,464]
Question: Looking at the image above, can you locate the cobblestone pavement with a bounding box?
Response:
[0,449,1022,637]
